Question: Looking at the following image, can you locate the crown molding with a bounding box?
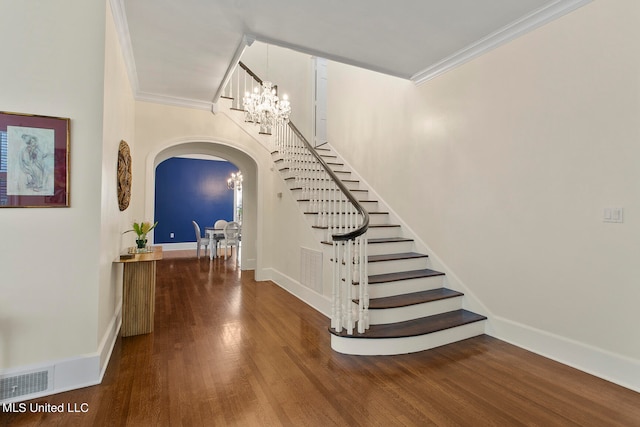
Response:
[251,34,409,79]
[136,92,213,111]
[109,0,140,93]
[411,0,593,85]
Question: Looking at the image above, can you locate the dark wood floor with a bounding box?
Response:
[4,250,640,426]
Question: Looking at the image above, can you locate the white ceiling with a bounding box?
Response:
[112,0,591,109]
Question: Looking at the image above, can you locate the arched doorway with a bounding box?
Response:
[145,140,259,270]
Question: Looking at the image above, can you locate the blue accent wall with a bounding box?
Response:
[154,157,237,243]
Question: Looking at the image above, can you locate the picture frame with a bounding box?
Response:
[0,111,70,207]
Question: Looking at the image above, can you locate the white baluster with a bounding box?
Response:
[345,241,354,334]
[332,241,342,331]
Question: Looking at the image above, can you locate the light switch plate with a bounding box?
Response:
[603,208,623,223]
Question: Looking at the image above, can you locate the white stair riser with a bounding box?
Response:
[304,213,389,226]
[309,226,397,242]
[363,275,444,298]
[297,200,379,212]
[365,226,401,239]
[366,241,413,256]
[367,257,428,276]
[367,214,391,226]
[330,320,486,355]
[284,169,351,179]
[288,179,361,191]
[365,297,463,325]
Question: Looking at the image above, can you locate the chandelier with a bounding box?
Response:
[227,171,243,190]
[242,45,291,128]
[243,81,291,128]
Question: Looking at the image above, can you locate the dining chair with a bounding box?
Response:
[192,220,210,259]
[222,221,240,261]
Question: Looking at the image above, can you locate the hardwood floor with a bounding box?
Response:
[4,251,640,426]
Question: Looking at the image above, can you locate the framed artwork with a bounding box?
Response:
[0,111,70,207]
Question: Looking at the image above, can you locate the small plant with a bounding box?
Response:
[125,220,158,248]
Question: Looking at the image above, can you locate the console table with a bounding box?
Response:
[115,246,163,337]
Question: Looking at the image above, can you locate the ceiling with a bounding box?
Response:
[112,0,590,109]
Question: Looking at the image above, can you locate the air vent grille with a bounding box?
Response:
[301,247,323,293]
[0,370,49,401]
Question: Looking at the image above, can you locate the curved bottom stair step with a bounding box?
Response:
[329,309,487,356]
[330,309,486,339]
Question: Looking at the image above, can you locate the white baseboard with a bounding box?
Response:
[0,303,122,403]
[158,242,196,251]
[488,316,640,393]
[260,268,331,318]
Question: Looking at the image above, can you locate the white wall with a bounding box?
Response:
[0,0,107,373]
[327,0,640,389]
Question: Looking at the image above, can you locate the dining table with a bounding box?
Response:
[204,227,225,260]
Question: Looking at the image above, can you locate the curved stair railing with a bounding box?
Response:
[223,62,370,334]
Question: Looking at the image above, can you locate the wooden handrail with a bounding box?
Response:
[287,122,369,241]
[238,62,263,85]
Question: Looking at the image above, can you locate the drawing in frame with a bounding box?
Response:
[0,111,70,207]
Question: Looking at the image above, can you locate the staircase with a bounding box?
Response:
[221,61,487,356]
[271,143,486,355]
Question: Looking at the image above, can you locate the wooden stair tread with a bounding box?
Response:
[368,237,412,243]
[368,252,428,262]
[369,268,444,284]
[329,309,486,338]
[361,288,463,309]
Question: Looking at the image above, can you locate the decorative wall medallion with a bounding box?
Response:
[117,140,132,211]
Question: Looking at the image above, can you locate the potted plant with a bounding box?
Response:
[126,220,158,249]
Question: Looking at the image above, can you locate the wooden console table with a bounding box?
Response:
[115,246,163,337]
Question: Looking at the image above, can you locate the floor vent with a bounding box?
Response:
[301,247,323,293]
[0,369,52,401]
